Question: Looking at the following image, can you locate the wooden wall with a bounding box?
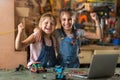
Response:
[0,0,27,69]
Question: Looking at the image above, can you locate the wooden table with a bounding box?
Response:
[79,45,120,64]
[81,45,120,50]
[0,68,120,80]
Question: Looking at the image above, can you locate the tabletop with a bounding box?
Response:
[0,68,120,80]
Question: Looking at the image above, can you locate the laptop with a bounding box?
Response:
[73,54,119,79]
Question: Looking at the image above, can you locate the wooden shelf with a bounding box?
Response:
[87,0,114,3]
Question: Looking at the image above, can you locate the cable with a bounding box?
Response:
[0,29,18,36]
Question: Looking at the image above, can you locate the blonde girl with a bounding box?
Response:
[15,12,58,68]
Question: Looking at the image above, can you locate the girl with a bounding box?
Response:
[15,12,58,69]
[53,8,101,68]
[34,8,101,68]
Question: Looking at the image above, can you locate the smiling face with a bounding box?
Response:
[39,13,56,35]
[41,17,55,34]
[60,12,72,31]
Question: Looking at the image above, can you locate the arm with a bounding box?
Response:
[33,27,43,42]
[15,23,35,50]
[84,12,102,39]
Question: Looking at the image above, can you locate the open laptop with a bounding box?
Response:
[73,54,119,79]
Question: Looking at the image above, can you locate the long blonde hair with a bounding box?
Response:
[38,12,57,41]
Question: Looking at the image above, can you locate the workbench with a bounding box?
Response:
[0,68,120,80]
[79,45,120,64]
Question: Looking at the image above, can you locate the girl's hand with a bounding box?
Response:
[90,12,99,21]
[18,23,25,33]
[34,27,42,42]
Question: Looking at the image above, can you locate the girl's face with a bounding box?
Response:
[40,17,55,35]
[60,12,72,31]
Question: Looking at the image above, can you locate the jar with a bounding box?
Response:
[112,38,120,46]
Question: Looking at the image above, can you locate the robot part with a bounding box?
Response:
[30,63,47,73]
[54,65,66,80]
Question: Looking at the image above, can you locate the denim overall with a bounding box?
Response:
[59,30,80,68]
[37,37,57,68]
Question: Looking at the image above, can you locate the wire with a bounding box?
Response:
[0,29,18,36]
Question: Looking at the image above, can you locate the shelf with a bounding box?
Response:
[87,0,114,3]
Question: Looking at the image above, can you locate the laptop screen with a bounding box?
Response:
[88,54,119,79]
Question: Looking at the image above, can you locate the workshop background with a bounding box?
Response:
[0,0,120,69]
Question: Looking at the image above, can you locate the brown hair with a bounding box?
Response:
[59,8,74,20]
[59,8,77,39]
